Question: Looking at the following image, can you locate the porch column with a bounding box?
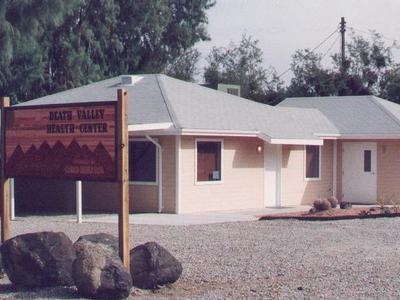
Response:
[10,178,15,220]
[332,140,337,198]
[76,181,82,223]
[276,145,282,207]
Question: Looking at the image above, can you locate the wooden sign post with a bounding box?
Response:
[1,90,130,268]
[117,89,130,268]
[1,97,10,242]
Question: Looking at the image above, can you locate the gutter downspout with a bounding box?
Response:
[145,135,163,213]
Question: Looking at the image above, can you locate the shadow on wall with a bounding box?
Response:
[15,178,76,213]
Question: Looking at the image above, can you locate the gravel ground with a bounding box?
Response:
[0,215,400,299]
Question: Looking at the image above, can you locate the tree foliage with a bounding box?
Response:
[164,48,201,82]
[285,31,400,101]
[0,0,215,103]
[203,35,283,102]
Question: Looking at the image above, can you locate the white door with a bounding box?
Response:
[264,143,282,207]
[342,142,377,204]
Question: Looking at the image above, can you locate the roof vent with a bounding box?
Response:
[121,75,135,85]
[217,83,241,97]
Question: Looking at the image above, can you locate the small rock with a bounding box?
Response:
[0,231,76,287]
[297,286,304,291]
[309,207,317,214]
[130,242,182,289]
[73,239,132,299]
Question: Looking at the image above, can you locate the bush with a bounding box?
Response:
[313,199,332,212]
[340,202,352,209]
[327,196,338,208]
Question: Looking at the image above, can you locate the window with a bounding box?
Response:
[364,150,371,172]
[305,145,320,179]
[129,140,157,183]
[196,140,222,182]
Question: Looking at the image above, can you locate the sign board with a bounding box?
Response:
[4,101,117,181]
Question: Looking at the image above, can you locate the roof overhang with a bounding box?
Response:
[315,133,400,140]
[128,126,324,145]
[270,138,323,146]
[128,122,174,131]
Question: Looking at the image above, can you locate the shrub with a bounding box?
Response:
[327,196,338,208]
[313,199,331,212]
[340,202,352,209]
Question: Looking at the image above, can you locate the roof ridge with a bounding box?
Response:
[156,75,180,129]
[369,96,400,129]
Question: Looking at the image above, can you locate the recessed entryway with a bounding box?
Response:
[342,142,377,204]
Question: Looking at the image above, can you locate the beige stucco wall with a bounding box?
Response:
[82,135,176,213]
[179,136,264,213]
[280,141,334,206]
[337,140,400,203]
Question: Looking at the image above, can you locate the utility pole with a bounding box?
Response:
[340,17,346,73]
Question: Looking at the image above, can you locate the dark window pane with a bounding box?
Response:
[129,141,156,182]
[197,141,221,181]
[364,150,371,172]
[306,145,320,178]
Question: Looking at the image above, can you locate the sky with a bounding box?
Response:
[196,0,400,83]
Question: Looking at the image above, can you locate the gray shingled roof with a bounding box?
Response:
[17,74,338,140]
[278,95,400,135]
[17,75,173,126]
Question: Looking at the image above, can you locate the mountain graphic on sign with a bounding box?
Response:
[5,140,115,180]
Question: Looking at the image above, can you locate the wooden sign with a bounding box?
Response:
[4,101,117,181]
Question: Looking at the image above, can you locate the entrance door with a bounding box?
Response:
[264,143,282,207]
[342,142,377,204]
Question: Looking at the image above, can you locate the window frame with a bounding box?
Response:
[129,138,159,185]
[195,138,224,185]
[304,145,322,181]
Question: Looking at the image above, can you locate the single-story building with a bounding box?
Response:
[13,74,400,213]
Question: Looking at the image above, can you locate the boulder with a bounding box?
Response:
[130,242,182,289]
[313,199,331,212]
[327,196,338,208]
[0,231,75,287]
[73,239,132,299]
[75,233,119,256]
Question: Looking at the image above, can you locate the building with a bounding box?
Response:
[13,74,400,213]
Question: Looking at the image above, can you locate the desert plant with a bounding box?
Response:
[340,202,352,209]
[390,198,400,214]
[313,198,332,212]
[327,196,338,208]
[359,209,371,217]
[377,194,394,212]
[376,195,386,212]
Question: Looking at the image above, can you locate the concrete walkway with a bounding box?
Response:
[78,206,310,225]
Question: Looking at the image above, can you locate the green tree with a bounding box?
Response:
[286,49,336,97]
[0,0,77,102]
[204,34,282,103]
[331,31,396,96]
[0,0,215,102]
[164,48,201,82]
[285,31,398,100]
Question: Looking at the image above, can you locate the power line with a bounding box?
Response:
[321,34,340,61]
[278,27,339,78]
[349,26,398,44]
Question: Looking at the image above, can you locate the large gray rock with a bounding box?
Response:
[73,239,132,299]
[0,231,76,287]
[130,242,182,289]
[75,233,119,255]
